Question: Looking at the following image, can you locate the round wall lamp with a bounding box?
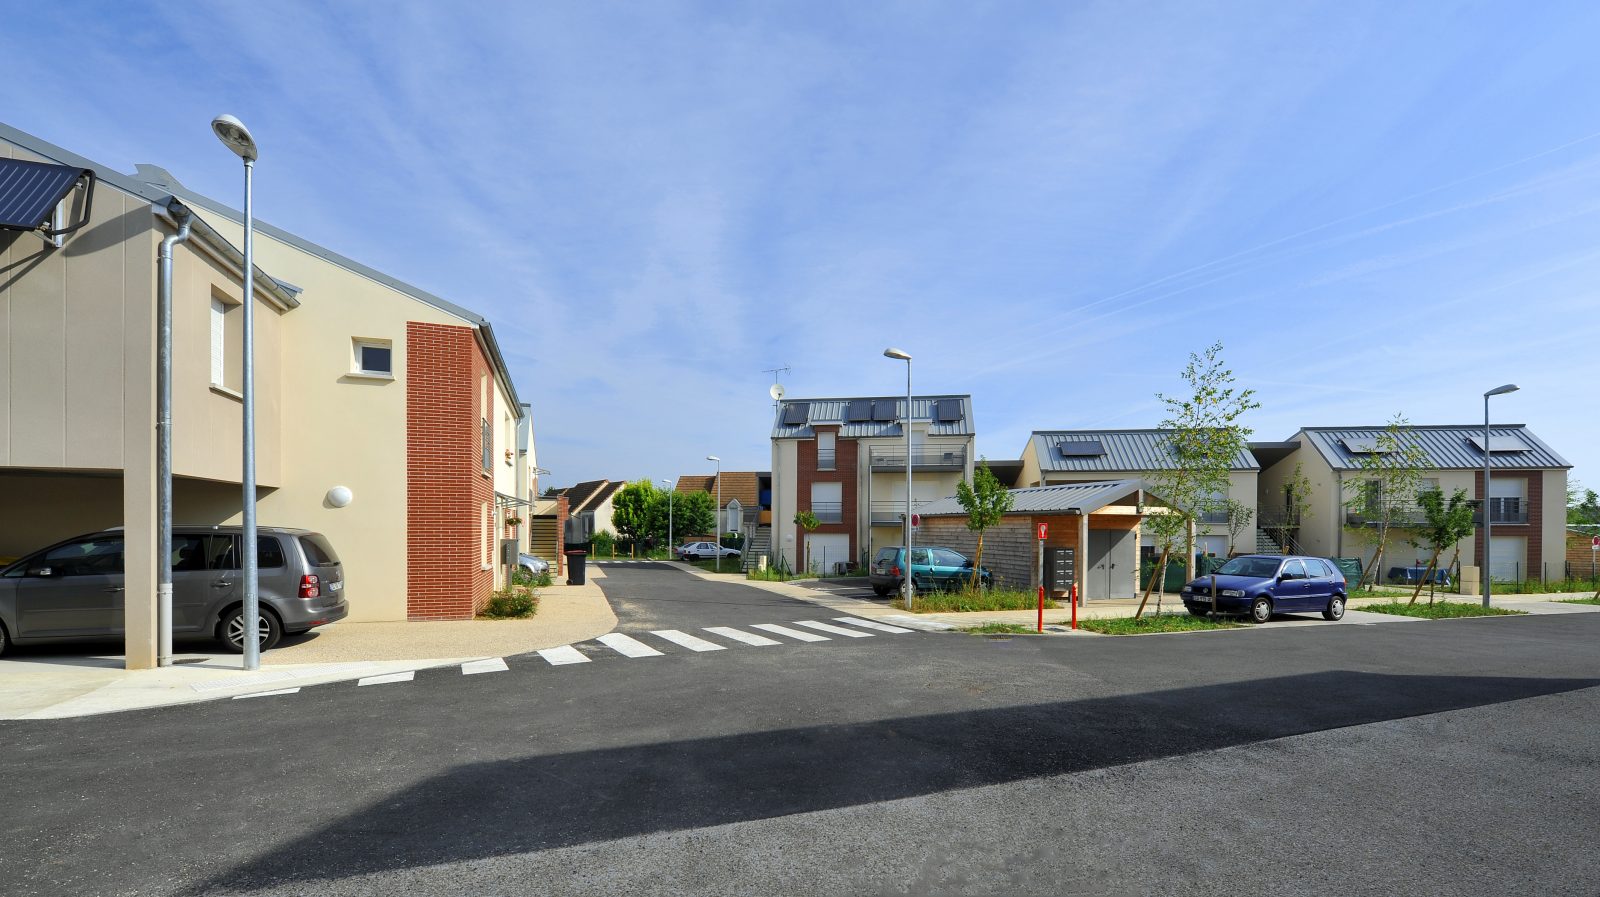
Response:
[326,486,354,508]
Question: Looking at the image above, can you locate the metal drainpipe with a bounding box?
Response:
[157,203,193,667]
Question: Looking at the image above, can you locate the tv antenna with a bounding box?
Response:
[764,364,790,404]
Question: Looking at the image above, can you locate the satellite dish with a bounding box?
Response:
[770,383,786,400]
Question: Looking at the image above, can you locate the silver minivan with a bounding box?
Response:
[0,526,348,655]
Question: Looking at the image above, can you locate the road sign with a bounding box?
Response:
[1592,535,1598,550]
[911,514,920,528]
[1037,522,1048,540]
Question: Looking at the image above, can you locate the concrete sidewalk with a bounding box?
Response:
[0,569,617,720]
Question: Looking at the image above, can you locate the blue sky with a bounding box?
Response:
[6,2,1598,492]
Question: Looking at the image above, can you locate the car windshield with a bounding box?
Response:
[1215,557,1282,578]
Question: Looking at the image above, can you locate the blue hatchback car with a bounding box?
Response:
[1181,554,1347,623]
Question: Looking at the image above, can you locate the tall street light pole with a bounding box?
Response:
[707,456,722,572]
[660,478,673,560]
[1482,383,1519,608]
[211,114,262,671]
[884,348,913,610]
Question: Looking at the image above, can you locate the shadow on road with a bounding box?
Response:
[196,670,1597,893]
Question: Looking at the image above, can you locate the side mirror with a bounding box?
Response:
[28,566,55,578]
[962,560,973,568]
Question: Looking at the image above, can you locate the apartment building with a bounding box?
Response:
[770,395,975,574]
[0,122,537,666]
[1256,425,1570,582]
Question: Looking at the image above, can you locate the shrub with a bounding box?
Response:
[480,586,538,619]
[589,531,615,556]
[512,568,553,588]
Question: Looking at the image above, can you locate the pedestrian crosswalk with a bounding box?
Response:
[233,616,937,701]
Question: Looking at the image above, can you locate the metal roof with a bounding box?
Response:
[1030,430,1258,472]
[771,395,974,438]
[918,478,1161,517]
[0,158,86,230]
[1297,425,1570,471]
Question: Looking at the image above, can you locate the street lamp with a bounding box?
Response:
[659,478,674,561]
[211,114,262,671]
[707,456,722,572]
[1482,383,1519,608]
[884,348,913,609]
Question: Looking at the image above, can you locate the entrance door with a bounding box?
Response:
[1084,528,1134,599]
[805,533,851,575]
[1488,536,1526,583]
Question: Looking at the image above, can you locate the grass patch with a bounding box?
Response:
[1358,601,1526,619]
[1079,613,1244,635]
[890,588,1056,614]
[1491,578,1600,594]
[746,566,806,582]
[961,623,1039,635]
[478,586,538,619]
[1557,597,1600,605]
[512,568,553,588]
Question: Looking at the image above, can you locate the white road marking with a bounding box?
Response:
[834,616,915,633]
[358,671,416,686]
[794,620,874,638]
[596,633,665,657]
[232,687,300,699]
[704,626,782,646]
[461,658,509,675]
[751,623,830,642]
[650,629,727,652]
[881,614,955,631]
[538,645,591,665]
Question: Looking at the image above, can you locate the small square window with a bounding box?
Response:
[352,338,393,377]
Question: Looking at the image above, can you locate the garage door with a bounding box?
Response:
[805,534,851,576]
[1489,536,1526,583]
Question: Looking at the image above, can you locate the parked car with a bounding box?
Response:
[517,553,550,576]
[869,546,992,596]
[676,541,741,561]
[1181,554,1346,623]
[0,526,349,656]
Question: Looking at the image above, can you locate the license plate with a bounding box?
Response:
[328,581,343,592]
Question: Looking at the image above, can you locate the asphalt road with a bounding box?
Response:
[6,564,1599,896]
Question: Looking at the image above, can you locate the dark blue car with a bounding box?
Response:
[1181,554,1347,623]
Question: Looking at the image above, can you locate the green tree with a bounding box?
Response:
[1140,342,1260,618]
[1223,497,1254,557]
[1268,461,1314,555]
[1341,415,1428,589]
[668,490,717,541]
[954,459,1015,591]
[611,480,660,548]
[1568,480,1600,525]
[1407,486,1477,605]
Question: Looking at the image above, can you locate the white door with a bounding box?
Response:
[1196,535,1228,560]
[805,534,851,575]
[1488,536,1526,583]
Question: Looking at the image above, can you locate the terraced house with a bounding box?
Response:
[0,122,544,666]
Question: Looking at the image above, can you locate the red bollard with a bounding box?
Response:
[1071,584,1078,630]
[1037,585,1044,633]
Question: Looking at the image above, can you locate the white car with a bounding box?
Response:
[676,541,741,561]
[518,554,551,576]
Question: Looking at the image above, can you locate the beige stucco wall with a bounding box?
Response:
[771,439,798,570]
[1544,469,1568,577]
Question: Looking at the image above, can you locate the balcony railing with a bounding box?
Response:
[809,501,843,524]
[867,446,967,472]
[816,448,836,470]
[1347,501,1529,527]
[870,500,931,526]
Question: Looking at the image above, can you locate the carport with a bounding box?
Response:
[914,479,1176,600]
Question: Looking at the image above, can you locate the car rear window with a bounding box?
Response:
[299,534,341,567]
[874,547,898,563]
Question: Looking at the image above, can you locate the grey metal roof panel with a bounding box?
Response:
[771,395,974,438]
[0,157,86,230]
[1031,430,1258,472]
[1299,425,1570,470]
[919,478,1155,517]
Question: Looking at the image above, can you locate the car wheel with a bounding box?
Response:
[220,606,284,653]
[1187,604,1210,618]
[873,585,890,597]
[0,620,9,657]
[1249,596,1272,624]
[1323,594,1346,622]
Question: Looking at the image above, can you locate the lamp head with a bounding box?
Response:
[883,347,911,361]
[211,114,259,162]
[1485,384,1519,397]
[706,455,721,463]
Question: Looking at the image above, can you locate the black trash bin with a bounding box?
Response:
[565,550,587,586]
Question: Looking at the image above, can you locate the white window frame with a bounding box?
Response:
[349,337,394,380]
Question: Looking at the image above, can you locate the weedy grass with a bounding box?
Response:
[1358,601,1526,619]
[891,588,1056,614]
[1079,614,1244,635]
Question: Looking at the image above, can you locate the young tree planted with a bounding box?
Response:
[1139,342,1260,618]
[1223,498,1254,557]
[1341,415,1428,590]
[954,459,1015,591]
[1407,486,1477,605]
[1270,461,1314,555]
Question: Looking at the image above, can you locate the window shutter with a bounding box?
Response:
[210,298,226,385]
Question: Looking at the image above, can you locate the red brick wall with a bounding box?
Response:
[406,322,495,620]
[1473,470,1542,575]
[795,426,859,562]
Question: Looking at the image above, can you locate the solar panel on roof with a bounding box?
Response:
[935,399,963,422]
[0,158,88,231]
[1057,440,1105,458]
[1340,438,1390,454]
[781,403,809,426]
[872,400,896,422]
[1469,435,1529,453]
[846,399,872,422]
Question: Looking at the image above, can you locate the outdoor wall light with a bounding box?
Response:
[326,486,354,508]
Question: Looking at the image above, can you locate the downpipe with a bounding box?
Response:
[157,202,193,667]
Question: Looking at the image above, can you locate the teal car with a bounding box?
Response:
[869,546,993,597]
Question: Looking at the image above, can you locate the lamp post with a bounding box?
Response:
[1482,383,1519,608]
[211,114,262,671]
[660,478,673,560]
[707,456,722,572]
[884,348,913,609]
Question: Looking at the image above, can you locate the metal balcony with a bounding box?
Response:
[869,501,931,526]
[816,449,836,471]
[867,446,966,472]
[809,501,843,524]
